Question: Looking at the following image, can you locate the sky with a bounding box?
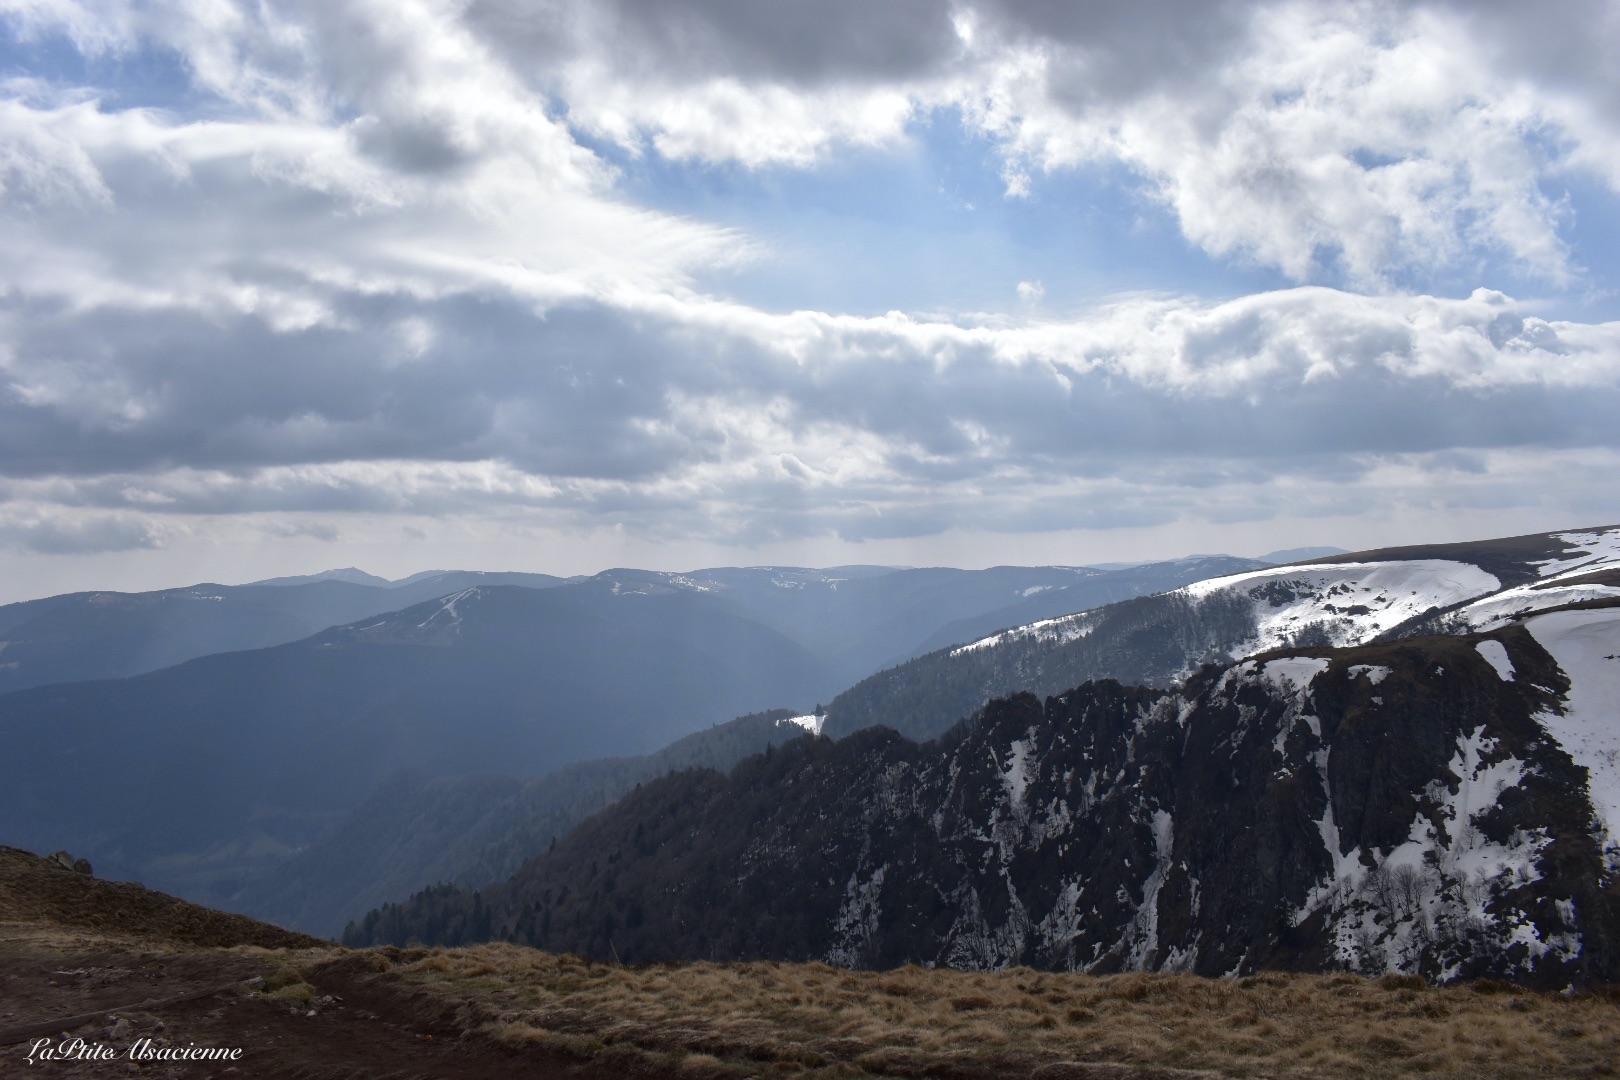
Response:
[1,0,1618,600]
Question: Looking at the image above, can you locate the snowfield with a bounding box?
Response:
[1525,606,1620,871]
[1460,580,1620,632]
[1533,529,1620,578]
[1475,640,1516,681]
[1181,560,1500,654]
[1456,529,1620,630]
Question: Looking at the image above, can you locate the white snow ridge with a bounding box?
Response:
[1182,560,1500,655]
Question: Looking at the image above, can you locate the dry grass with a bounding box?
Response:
[344,944,1620,1079]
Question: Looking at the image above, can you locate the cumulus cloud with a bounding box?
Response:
[421,0,1620,286]
[0,283,1614,541]
[0,0,1616,580]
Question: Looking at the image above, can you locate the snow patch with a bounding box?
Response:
[1260,656,1330,694]
[1349,664,1392,684]
[415,588,477,633]
[1458,580,1620,632]
[1525,607,1620,870]
[1000,737,1033,820]
[1475,640,1516,682]
[951,611,1097,657]
[1120,810,1175,971]
[780,713,824,735]
[1257,658,1328,754]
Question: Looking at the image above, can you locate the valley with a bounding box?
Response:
[0,555,1291,934]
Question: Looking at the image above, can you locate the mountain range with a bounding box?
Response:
[345,526,1620,987]
[0,554,1283,931]
[4,525,1616,987]
[0,583,834,898]
[0,570,567,695]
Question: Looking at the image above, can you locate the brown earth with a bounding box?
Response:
[3,845,1618,1079]
[0,846,584,1079]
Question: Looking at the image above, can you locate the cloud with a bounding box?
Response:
[0,279,1615,546]
[7,1,1615,287]
[0,0,1616,575]
[0,509,178,554]
[953,2,1598,287]
[438,0,1620,286]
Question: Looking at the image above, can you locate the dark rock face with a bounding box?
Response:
[350,627,1619,988]
[47,850,93,876]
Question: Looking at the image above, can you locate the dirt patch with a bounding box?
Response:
[0,933,608,1079]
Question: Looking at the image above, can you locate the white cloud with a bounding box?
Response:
[0,0,1617,587]
[0,507,183,553]
[322,0,1620,288]
[7,0,1615,289]
[957,2,1593,288]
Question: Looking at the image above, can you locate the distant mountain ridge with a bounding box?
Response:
[0,557,1268,696]
[1259,545,1348,563]
[249,567,399,587]
[0,584,838,903]
[0,572,565,694]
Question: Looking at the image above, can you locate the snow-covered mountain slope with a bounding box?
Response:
[357,603,1620,986]
[1450,529,1620,633]
[950,555,1501,658]
[827,526,1620,745]
[950,609,1103,657]
[1164,526,1620,655]
[1522,605,1620,870]
[1178,558,1501,651]
[910,556,1271,655]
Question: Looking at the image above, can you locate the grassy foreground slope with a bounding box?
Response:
[4,844,1619,1078]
